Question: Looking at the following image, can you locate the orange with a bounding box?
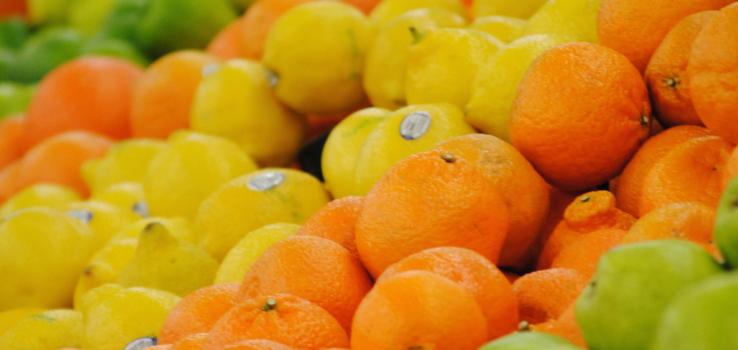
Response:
[15,131,112,196]
[239,0,313,59]
[645,11,718,127]
[171,333,208,350]
[24,57,143,148]
[205,293,349,350]
[436,134,550,270]
[351,271,488,350]
[688,3,738,144]
[639,135,732,215]
[297,196,363,258]
[509,42,651,192]
[538,191,635,269]
[532,303,587,348]
[512,268,587,324]
[503,272,520,284]
[159,284,241,344]
[223,340,295,350]
[207,17,249,59]
[0,0,25,17]
[551,228,627,279]
[723,146,738,189]
[533,188,580,267]
[131,51,219,138]
[0,115,25,170]
[378,247,518,340]
[613,125,712,216]
[355,150,509,278]
[0,161,20,202]
[239,236,372,332]
[622,202,717,255]
[597,0,733,72]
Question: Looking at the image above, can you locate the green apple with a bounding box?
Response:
[575,240,723,350]
[479,331,582,350]
[28,0,73,25]
[102,0,236,56]
[9,27,84,83]
[473,0,547,19]
[715,177,738,268]
[652,273,738,350]
[0,82,34,119]
[68,0,117,36]
[82,37,148,66]
[0,18,30,50]
[523,0,600,43]
[465,34,567,140]
[0,49,15,81]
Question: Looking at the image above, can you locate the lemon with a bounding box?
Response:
[73,237,137,309]
[263,1,371,114]
[323,104,474,197]
[0,308,45,334]
[523,0,600,43]
[91,182,149,218]
[117,222,218,296]
[0,184,80,217]
[0,208,96,310]
[405,28,503,108]
[466,34,568,140]
[364,8,466,109]
[114,217,194,243]
[144,131,258,219]
[191,59,305,167]
[82,139,166,195]
[66,200,140,249]
[369,0,467,25]
[472,0,547,18]
[215,223,300,283]
[0,309,83,349]
[471,16,527,42]
[80,284,180,350]
[195,168,330,260]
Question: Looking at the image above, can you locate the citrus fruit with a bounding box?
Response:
[522,0,600,42]
[207,16,248,59]
[82,139,166,195]
[623,202,716,253]
[66,200,139,248]
[472,0,546,18]
[159,283,240,344]
[512,268,586,324]
[297,196,363,258]
[0,309,83,349]
[551,228,627,279]
[0,183,79,216]
[470,15,526,42]
[368,0,467,25]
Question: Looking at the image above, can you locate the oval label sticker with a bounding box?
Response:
[67,209,93,224]
[248,171,285,192]
[124,337,157,350]
[400,111,432,140]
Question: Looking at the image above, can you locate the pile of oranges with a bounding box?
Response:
[1,0,738,349]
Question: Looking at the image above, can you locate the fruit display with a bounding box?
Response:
[1,0,738,349]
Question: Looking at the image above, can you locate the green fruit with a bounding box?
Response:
[10,27,85,83]
[0,183,81,217]
[82,37,148,66]
[263,1,372,114]
[575,240,723,350]
[652,273,738,350]
[363,8,466,109]
[79,284,180,350]
[523,0,600,43]
[466,34,567,140]
[0,309,84,349]
[715,176,738,268]
[0,82,34,118]
[68,0,117,36]
[0,18,30,50]
[117,222,218,296]
[0,49,14,80]
[102,0,236,56]
[0,208,96,310]
[28,0,73,25]
[479,331,582,350]
[215,223,300,283]
[190,59,305,167]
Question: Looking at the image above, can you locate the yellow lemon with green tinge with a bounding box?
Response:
[369,0,467,25]
[117,222,218,296]
[263,1,371,114]
[80,284,180,350]
[0,308,45,334]
[323,104,475,198]
[82,139,166,195]
[471,16,527,42]
[66,200,140,249]
[113,217,193,243]
[405,28,503,108]
[466,34,569,140]
[144,131,258,219]
[364,8,466,109]
[191,59,305,167]
[523,0,600,43]
[215,223,300,283]
[195,168,330,260]
[0,309,83,349]
[472,0,547,18]
[0,184,80,217]
[91,182,148,218]
[0,208,96,310]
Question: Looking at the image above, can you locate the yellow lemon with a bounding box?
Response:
[0,308,45,334]
[191,59,305,167]
[82,139,166,195]
[523,0,600,43]
[91,182,149,218]
[364,8,466,109]
[66,200,140,248]
[471,15,527,42]
[195,168,330,260]
[472,0,547,18]
[0,184,80,217]
[263,1,371,114]
[0,309,83,349]
[215,223,300,283]
[144,131,258,219]
[405,28,503,108]
[369,0,467,25]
